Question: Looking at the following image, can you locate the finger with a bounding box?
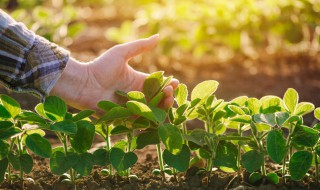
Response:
[163,85,173,97]
[168,78,179,90]
[112,34,159,60]
[163,96,174,109]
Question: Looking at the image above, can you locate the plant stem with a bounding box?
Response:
[126,131,133,177]
[156,143,165,181]
[16,136,24,181]
[282,124,293,177]
[61,134,76,186]
[237,126,242,184]
[314,150,319,183]
[104,123,113,176]
[182,123,188,145]
[7,138,16,183]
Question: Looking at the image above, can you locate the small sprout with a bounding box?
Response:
[152,169,161,176]
[164,168,173,175]
[129,174,139,181]
[101,169,110,176]
[59,173,71,180]
[61,179,72,184]
[249,172,262,184]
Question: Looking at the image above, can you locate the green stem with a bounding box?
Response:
[182,122,188,145]
[314,150,319,183]
[16,136,24,180]
[61,134,75,185]
[126,131,133,177]
[237,126,242,183]
[156,143,165,181]
[282,125,293,177]
[7,138,16,182]
[104,123,113,176]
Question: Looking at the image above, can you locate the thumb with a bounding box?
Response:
[112,34,159,60]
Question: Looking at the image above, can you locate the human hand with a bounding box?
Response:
[51,35,179,114]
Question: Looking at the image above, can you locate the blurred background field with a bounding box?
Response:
[1,0,320,121]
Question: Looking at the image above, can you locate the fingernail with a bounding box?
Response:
[151,34,160,40]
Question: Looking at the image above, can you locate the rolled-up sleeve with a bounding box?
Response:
[0,9,69,98]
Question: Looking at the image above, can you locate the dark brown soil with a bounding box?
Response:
[0,153,319,190]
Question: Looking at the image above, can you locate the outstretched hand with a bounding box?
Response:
[51,35,179,114]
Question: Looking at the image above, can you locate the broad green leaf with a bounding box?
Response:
[230,115,251,123]
[241,150,264,173]
[231,96,248,106]
[199,147,211,159]
[50,151,77,175]
[191,80,219,101]
[253,113,276,126]
[163,144,190,172]
[314,108,320,120]
[289,151,312,181]
[93,149,110,166]
[127,91,146,104]
[71,110,95,122]
[73,153,94,176]
[113,140,127,151]
[50,120,77,135]
[249,172,262,183]
[246,98,261,115]
[176,103,189,117]
[97,107,132,123]
[175,84,188,106]
[266,130,286,164]
[126,101,156,122]
[158,124,183,155]
[70,121,95,153]
[149,92,164,107]
[0,140,9,160]
[294,102,315,116]
[43,96,67,121]
[136,130,160,149]
[143,71,164,101]
[228,105,245,115]
[0,104,11,118]
[182,129,207,146]
[0,94,21,118]
[260,96,282,114]
[150,106,166,123]
[110,148,138,172]
[0,158,8,183]
[275,112,290,127]
[9,152,33,174]
[111,125,130,135]
[315,146,320,157]
[97,101,119,112]
[266,172,279,184]
[132,117,150,130]
[26,134,52,158]
[214,142,238,171]
[0,121,13,130]
[16,111,47,124]
[291,125,319,147]
[0,127,22,140]
[283,88,298,113]
[35,103,48,119]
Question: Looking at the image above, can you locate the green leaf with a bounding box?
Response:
[0,140,9,160]
[0,158,8,183]
[149,92,164,107]
[275,112,290,127]
[241,150,264,173]
[191,80,219,101]
[158,124,183,155]
[26,133,52,158]
[0,127,22,140]
[50,151,77,175]
[150,106,167,123]
[110,148,138,172]
[289,151,312,181]
[9,152,33,174]
[44,96,67,121]
[291,125,319,147]
[266,172,279,184]
[97,100,119,112]
[214,142,238,171]
[246,98,261,115]
[126,101,156,122]
[73,153,94,176]
[0,121,13,130]
[71,110,95,122]
[175,84,188,106]
[132,117,150,130]
[93,149,110,166]
[0,94,21,118]
[314,108,320,120]
[15,111,47,124]
[231,96,248,106]
[143,71,164,101]
[266,130,286,164]
[97,107,132,123]
[228,105,245,115]
[127,91,146,104]
[260,96,282,114]
[35,103,48,119]
[0,104,11,118]
[249,172,262,183]
[136,130,160,149]
[70,121,95,153]
[283,88,298,113]
[230,115,251,123]
[294,102,315,116]
[50,120,77,135]
[253,113,276,126]
[315,146,320,157]
[111,125,130,135]
[163,144,190,172]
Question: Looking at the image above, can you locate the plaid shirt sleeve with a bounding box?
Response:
[0,9,69,98]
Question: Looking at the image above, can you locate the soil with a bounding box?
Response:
[0,153,318,190]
